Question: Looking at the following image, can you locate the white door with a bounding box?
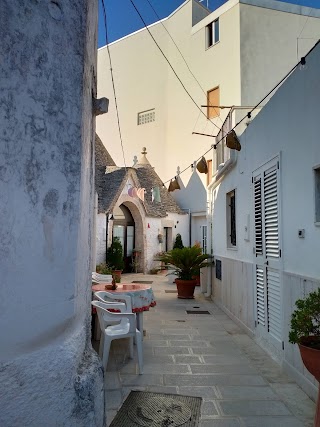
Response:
[253,159,282,350]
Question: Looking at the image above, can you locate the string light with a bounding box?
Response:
[300,56,307,70]
[161,38,320,186]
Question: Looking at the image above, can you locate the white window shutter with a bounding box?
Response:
[256,266,265,326]
[254,177,263,255]
[264,166,279,258]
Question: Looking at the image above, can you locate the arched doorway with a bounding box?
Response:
[112,204,135,272]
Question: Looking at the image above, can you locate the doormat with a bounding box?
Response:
[109,391,202,427]
[131,281,153,284]
[186,310,211,315]
[165,290,177,293]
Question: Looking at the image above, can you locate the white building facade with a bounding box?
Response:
[207,43,320,401]
[97,0,320,248]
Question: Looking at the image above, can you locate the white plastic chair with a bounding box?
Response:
[92,272,113,283]
[91,300,143,374]
[94,290,133,313]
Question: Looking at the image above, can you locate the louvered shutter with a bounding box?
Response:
[256,266,265,326]
[253,159,282,349]
[264,166,279,258]
[267,269,281,340]
[254,177,263,256]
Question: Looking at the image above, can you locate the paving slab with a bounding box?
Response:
[101,272,316,426]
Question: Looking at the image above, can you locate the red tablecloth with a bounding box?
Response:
[92,283,156,312]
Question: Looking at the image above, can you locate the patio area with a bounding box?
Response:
[98,272,316,427]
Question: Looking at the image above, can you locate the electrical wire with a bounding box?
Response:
[129,0,221,131]
[144,0,223,126]
[101,0,127,169]
[162,38,320,185]
[296,8,312,60]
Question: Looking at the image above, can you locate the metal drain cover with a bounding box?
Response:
[165,290,178,293]
[186,310,211,315]
[128,396,191,426]
[110,391,202,427]
[132,281,153,284]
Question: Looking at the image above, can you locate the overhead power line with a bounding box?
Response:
[101,0,127,169]
[162,38,320,185]
[144,0,222,126]
[129,0,221,131]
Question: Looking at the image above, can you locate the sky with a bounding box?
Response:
[98,0,320,48]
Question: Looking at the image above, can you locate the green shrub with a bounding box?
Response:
[289,288,320,348]
[173,233,184,249]
[107,237,125,271]
[96,263,112,274]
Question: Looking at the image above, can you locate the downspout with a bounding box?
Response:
[188,209,191,247]
[105,213,109,264]
[205,191,213,297]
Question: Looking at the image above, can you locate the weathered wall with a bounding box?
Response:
[0,1,104,425]
[96,213,107,266]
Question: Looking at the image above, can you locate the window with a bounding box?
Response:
[227,190,236,247]
[207,87,220,119]
[206,18,219,49]
[137,109,155,125]
[207,159,212,186]
[314,166,320,223]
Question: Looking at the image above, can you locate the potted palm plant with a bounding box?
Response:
[156,245,211,299]
[289,288,320,426]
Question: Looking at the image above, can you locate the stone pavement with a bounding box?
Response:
[102,272,316,426]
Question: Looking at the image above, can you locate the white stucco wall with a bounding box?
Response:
[97,0,320,229]
[209,43,320,399]
[96,213,107,266]
[0,1,104,425]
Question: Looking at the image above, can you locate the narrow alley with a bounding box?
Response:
[103,273,315,426]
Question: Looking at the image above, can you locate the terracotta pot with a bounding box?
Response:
[192,275,201,286]
[298,337,320,427]
[112,270,122,283]
[175,279,197,299]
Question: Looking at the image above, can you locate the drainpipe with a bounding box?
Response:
[205,189,213,298]
[105,213,109,264]
[188,209,191,247]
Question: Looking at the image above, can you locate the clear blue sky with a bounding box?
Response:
[98,0,320,47]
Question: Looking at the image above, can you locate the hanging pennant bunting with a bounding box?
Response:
[168,181,175,192]
[152,186,161,202]
[137,188,145,201]
[196,156,208,174]
[128,187,145,200]
[172,177,181,190]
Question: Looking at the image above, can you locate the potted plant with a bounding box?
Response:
[156,245,211,299]
[289,288,320,426]
[107,237,125,282]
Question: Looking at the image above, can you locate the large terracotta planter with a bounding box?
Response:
[299,336,320,427]
[175,279,197,299]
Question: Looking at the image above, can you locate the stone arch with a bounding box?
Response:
[115,194,147,273]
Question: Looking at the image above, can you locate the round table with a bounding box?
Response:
[92,283,156,334]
